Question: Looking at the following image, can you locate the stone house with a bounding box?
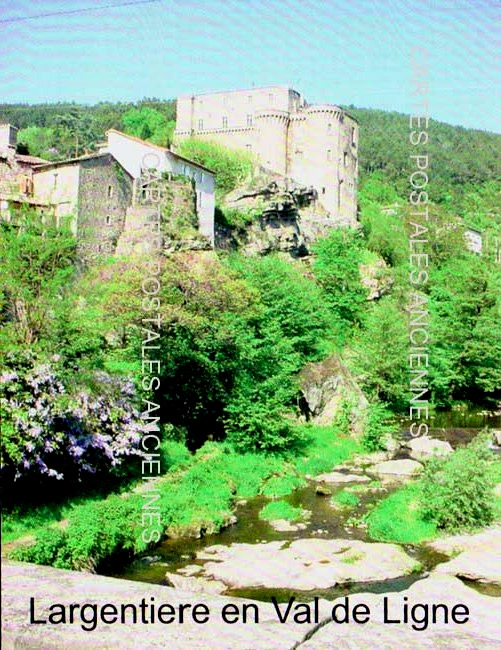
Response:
[0,125,216,259]
[98,129,215,243]
[175,85,359,226]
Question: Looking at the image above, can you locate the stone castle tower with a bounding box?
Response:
[174,86,358,225]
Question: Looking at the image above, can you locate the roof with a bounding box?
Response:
[177,85,298,100]
[33,152,110,171]
[16,154,49,165]
[106,129,216,174]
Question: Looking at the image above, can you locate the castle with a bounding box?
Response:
[174,85,359,225]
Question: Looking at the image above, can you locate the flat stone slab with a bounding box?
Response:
[1,561,310,649]
[198,538,418,590]
[301,575,501,649]
[426,526,501,557]
[434,550,501,585]
[314,471,370,484]
[407,436,453,461]
[369,459,423,477]
[268,519,307,532]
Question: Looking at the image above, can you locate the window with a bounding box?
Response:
[106,215,111,225]
[351,127,356,146]
[183,164,188,175]
[198,119,204,130]
[53,173,58,189]
[246,114,253,127]
[295,150,303,158]
[247,95,252,104]
[198,191,202,208]
[327,149,332,161]
[344,152,348,166]
[246,144,252,152]
[322,187,326,194]
[268,93,274,104]
[201,172,205,182]
[327,123,332,133]
[222,116,228,128]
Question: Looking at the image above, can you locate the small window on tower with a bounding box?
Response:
[198,119,204,130]
[268,93,274,104]
[247,114,253,127]
[222,116,228,128]
[327,123,332,133]
[107,185,113,198]
[322,187,326,194]
[351,127,356,146]
[248,95,252,104]
[246,144,252,152]
[327,149,332,161]
[106,215,111,225]
[344,152,348,166]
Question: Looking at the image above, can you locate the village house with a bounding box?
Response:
[0,125,216,259]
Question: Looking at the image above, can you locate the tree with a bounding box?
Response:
[122,107,174,147]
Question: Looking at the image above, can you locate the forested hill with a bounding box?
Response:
[343,106,501,202]
[1,99,500,206]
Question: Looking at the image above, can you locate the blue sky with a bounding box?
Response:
[0,0,499,132]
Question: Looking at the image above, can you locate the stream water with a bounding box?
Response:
[105,412,500,602]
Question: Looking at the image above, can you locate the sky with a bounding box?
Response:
[0,0,499,132]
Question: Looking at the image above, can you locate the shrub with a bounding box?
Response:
[260,474,306,497]
[259,500,304,522]
[294,425,360,476]
[362,402,397,451]
[0,356,144,482]
[420,433,497,532]
[11,527,69,567]
[366,483,437,543]
[177,138,254,196]
[331,490,360,508]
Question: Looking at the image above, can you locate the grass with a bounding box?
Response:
[7,425,363,569]
[331,490,360,509]
[341,551,365,564]
[293,425,361,476]
[365,482,437,544]
[259,500,305,522]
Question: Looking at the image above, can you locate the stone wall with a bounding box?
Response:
[77,154,133,261]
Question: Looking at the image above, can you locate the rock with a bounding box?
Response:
[197,539,417,590]
[298,354,368,434]
[315,485,332,496]
[177,564,203,577]
[492,429,501,446]
[268,519,301,532]
[314,471,370,484]
[380,433,401,453]
[1,561,310,649]
[369,459,423,478]
[407,436,453,461]
[360,258,394,300]
[426,526,501,557]
[350,451,394,467]
[300,575,501,648]
[434,550,501,585]
[137,555,161,565]
[164,572,227,594]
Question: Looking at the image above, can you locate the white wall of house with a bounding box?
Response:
[32,165,80,233]
[103,130,215,243]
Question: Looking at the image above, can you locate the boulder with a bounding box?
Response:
[315,485,332,496]
[268,519,303,532]
[369,459,423,477]
[197,538,418,590]
[298,354,368,434]
[426,525,501,557]
[407,436,453,461]
[492,429,501,447]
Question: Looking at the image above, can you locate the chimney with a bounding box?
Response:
[0,124,18,154]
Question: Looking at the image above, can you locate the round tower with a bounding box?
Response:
[254,110,289,176]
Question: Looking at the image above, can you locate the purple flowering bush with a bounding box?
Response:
[0,355,145,482]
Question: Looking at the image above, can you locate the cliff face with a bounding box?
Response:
[216,171,357,257]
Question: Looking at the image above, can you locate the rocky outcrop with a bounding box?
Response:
[406,436,453,461]
[298,354,368,434]
[360,257,394,300]
[165,572,227,594]
[314,471,370,484]
[197,539,418,590]
[434,550,501,585]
